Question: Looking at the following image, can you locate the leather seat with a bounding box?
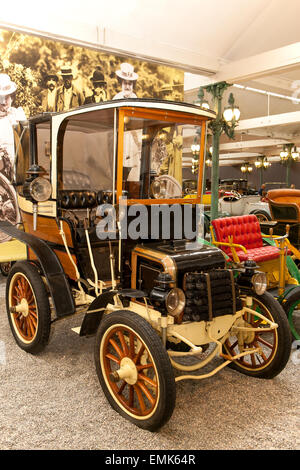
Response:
[212,214,280,262]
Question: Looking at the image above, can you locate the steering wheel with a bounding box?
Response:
[151,175,182,199]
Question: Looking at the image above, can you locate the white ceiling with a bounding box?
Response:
[1,0,300,165]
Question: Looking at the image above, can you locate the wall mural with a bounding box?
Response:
[0,28,184,243]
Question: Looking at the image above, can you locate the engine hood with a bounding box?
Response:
[131,240,226,289]
[151,240,226,274]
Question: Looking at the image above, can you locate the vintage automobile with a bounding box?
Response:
[0,99,291,431]
[219,178,257,195]
[218,191,271,221]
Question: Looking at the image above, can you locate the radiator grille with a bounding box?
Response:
[182,269,242,322]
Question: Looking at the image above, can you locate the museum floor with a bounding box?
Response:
[0,276,298,450]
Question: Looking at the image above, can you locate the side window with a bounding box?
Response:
[59,109,115,191]
[14,122,30,191]
[36,121,51,177]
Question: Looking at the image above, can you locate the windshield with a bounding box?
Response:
[121,116,202,200]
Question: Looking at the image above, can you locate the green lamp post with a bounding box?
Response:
[279,144,299,186]
[196,82,240,221]
[254,156,271,187]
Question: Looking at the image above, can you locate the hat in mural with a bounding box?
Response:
[0,74,17,96]
[160,83,173,94]
[116,63,138,81]
[46,71,58,82]
[90,70,107,86]
[60,66,73,78]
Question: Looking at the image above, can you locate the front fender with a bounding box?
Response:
[79,290,118,336]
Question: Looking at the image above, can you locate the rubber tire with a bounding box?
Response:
[94,310,176,431]
[282,288,300,341]
[224,292,292,379]
[0,261,13,276]
[6,261,51,354]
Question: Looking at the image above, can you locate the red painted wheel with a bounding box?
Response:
[6,261,51,354]
[94,310,176,431]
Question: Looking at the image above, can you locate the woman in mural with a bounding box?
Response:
[0,73,25,240]
[0,73,26,179]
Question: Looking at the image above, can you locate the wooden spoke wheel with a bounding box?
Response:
[223,292,291,379]
[6,261,51,354]
[94,310,176,431]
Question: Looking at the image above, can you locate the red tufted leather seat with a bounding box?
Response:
[212,215,280,262]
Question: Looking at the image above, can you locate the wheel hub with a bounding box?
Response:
[111,357,138,385]
[10,298,29,317]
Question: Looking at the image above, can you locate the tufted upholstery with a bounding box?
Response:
[212,215,280,262]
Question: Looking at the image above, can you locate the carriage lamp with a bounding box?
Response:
[238,260,267,295]
[22,164,52,230]
[150,273,185,319]
[251,272,267,295]
[151,179,167,199]
[165,288,186,317]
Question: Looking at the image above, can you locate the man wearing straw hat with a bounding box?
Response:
[56,65,84,112]
[113,63,138,100]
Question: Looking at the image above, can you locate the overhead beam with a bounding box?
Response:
[213,42,300,83]
[236,111,300,131]
[219,152,262,159]
[235,128,296,140]
[219,139,289,151]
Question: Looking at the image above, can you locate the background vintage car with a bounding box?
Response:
[218,193,271,221]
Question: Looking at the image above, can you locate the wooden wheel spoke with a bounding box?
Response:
[117,380,127,396]
[129,332,135,357]
[29,309,37,319]
[136,362,154,371]
[133,384,147,414]
[138,372,157,388]
[15,283,23,297]
[27,317,35,337]
[134,344,145,365]
[137,380,156,406]
[28,314,37,329]
[109,338,124,359]
[105,353,120,364]
[256,335,274,350]
[254,341,268,362]
[250,350,257,367]
[228,339,238,352]
[128,385,134,408]
[117,330,129,356]
[27,294,35,305]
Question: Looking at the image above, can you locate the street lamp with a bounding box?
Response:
[279,143,299,186]
[191,133,200,174]
[254,156,271,186]
[240,162,253,174]
[197,82,240,220]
